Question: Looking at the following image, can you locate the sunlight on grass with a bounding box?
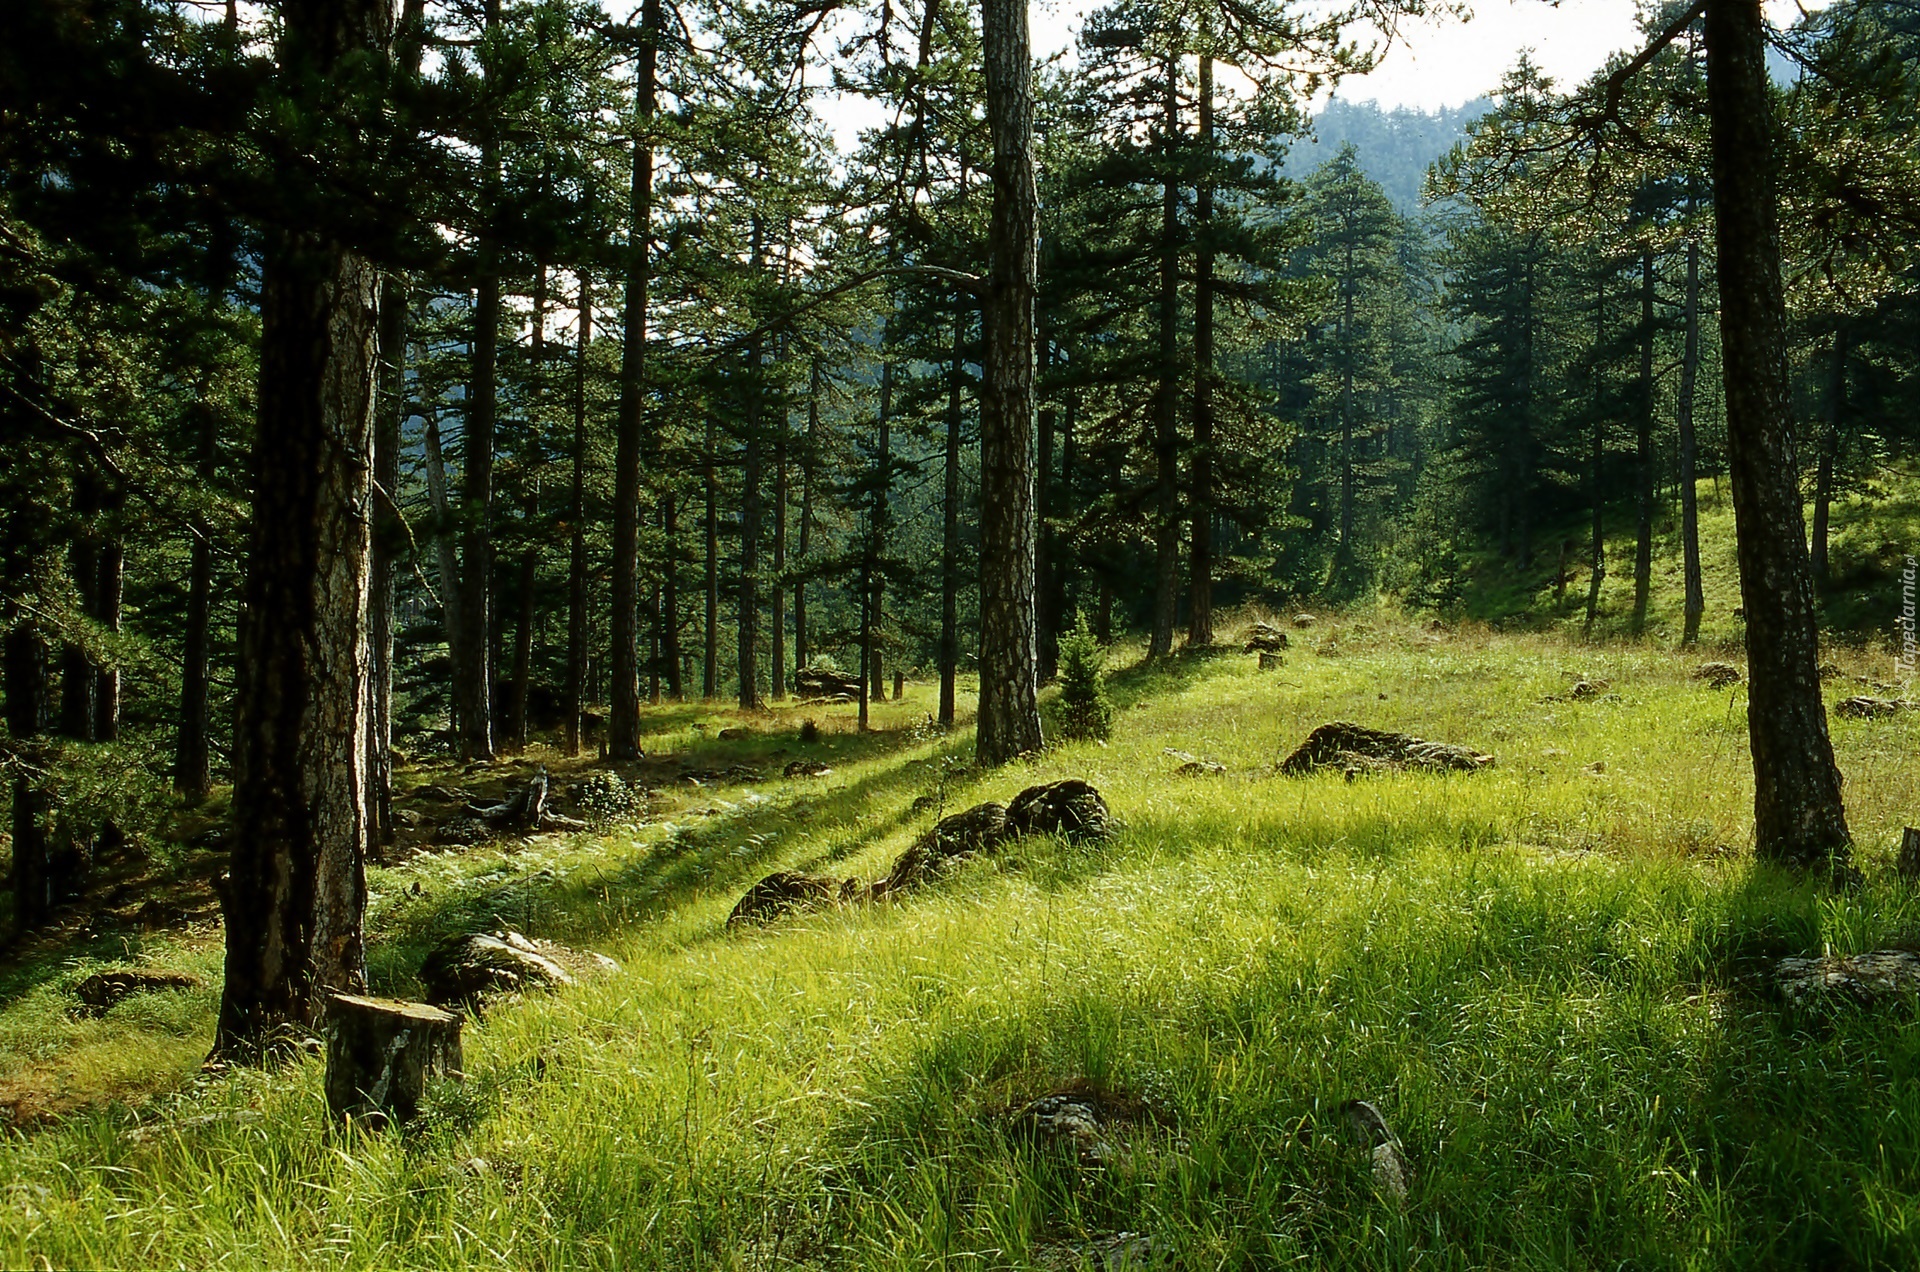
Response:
[5,624,1920,1268]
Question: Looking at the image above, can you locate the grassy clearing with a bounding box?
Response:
[5,620,1920,1269]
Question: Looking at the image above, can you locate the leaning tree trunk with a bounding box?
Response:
[217,0,389,1059]
[1678,229,1704,645]
[1631,250,1655,636]
[1187,52,1216,648]
[1704,0,1851,870]
[975,0,1043,765]
[608,0,661,760]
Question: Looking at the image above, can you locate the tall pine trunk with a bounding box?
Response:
[975,0,1043,764]
[216,0,391,1058]
[1586,272,1607,634]
[795,359,820,681]
[771,378,787,701]
[608,0,661,758]
[1705,0,1851,870]
[1811,329,1845,583]
[60,475,99,741]
[565,276,591,755]
[702,411,719,700]
[1187,53,1216,646]
[1631,250,1655,634]
[368,272,405,844]
[940,298,964,727]
[1149,53,1181,658]
[1678,231,1704,645]
[739,347,763,712]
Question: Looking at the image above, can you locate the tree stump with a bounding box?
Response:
[323,993,463,1126]
[1899,827,1920,883]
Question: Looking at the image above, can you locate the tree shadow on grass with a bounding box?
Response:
[364,721,988,993]
[1101,646,1246,713]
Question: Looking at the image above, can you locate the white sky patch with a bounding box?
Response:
[817,0,1827,150]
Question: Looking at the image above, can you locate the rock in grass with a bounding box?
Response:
[419,931,576,1008]
[1291,613,1317,628]
[1164,749,1226,777]
[1281,722,1492,776]
[1007,780,1111,842]
[1775,950,1920,1007]
[1038,1231,1164,1270]
[875,802,1013,895]
[1241,622,1289,653]
[784,758,833,778]
[728,871,863,928]
[1343,1099,1410,1205]
[1835,695,1916,719]
[73,970,197,1016]
[1693,661,1744,689]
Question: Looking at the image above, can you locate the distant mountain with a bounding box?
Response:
[1282,97,1492,212]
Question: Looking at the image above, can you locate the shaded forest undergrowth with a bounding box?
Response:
[5,614,1920,1267]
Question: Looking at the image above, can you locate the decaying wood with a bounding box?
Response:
[323,992,462,1126]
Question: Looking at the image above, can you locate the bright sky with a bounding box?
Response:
[821,0,1819,149]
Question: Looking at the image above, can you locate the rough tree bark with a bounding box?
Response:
[608,0,661,759]
[215,0,392,1060]
[1704,0,1851,870]
[975,0,1044,764]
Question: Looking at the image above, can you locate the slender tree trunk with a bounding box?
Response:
[423,416,465,738]
[608,0,661,760]
[1149,53,1181,658]
[1188,53,1216,646]
[6,619,51,931]
[565,276,591,755]
[60,475,99,741]
[1335,237,1356,589]
[1632,250,1656,634]
[1811,328,1845,583]
[368,276,404,843]
[1679,231,1704,645]
[1705,0,1851,869]
[217,0,390,1057]
[1036,388,1056,681]
[662,492,682,699]
[771,385,787,701]
[702,411,719,700]
[91,498,122,743]
[365,0,420,836]
[1586,272,1607,634]
[941,299,965,726]
[1055,392,1076,633]
[796,359,820,680]
[458,0,502,761]
[739,350,763,711]
[867,353,892,708]
[976,0,1043,763]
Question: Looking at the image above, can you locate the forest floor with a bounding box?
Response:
[5,612,1920,1269]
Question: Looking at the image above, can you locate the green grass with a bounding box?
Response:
[1447,463,1920,650]
[5,623,1920,1269]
